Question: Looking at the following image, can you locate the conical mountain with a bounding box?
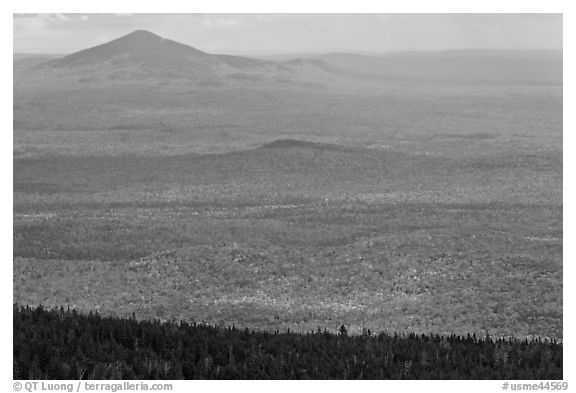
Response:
[43,30,218,72]
[29,30,343,87]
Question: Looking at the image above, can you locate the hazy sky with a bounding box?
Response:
[13,13,562,54]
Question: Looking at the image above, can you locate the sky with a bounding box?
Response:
[13,13,563,55]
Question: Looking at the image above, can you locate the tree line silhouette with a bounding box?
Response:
[13,305,562,379]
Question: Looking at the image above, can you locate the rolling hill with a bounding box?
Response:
[13,138,563,338]
[312,50,563,85]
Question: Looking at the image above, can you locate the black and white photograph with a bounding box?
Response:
[9,9,566,384]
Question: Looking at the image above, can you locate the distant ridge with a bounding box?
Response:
[31,30,341,86]
[259,139,356,153]
[312,50,562,85]
[261,139,318,149]
[16,32,562,86]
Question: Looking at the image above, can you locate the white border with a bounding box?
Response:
[3,2,570,391]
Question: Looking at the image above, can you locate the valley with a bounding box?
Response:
[13,30,563,341]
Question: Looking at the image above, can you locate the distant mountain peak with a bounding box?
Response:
[127,29,159,37]
[112,30,171,46]
[30,30,341,86]
[39,29,213,71]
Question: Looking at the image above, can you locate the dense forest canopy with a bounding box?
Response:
[14,305,562,380]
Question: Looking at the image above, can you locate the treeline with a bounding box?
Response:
[13,305,562,380]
